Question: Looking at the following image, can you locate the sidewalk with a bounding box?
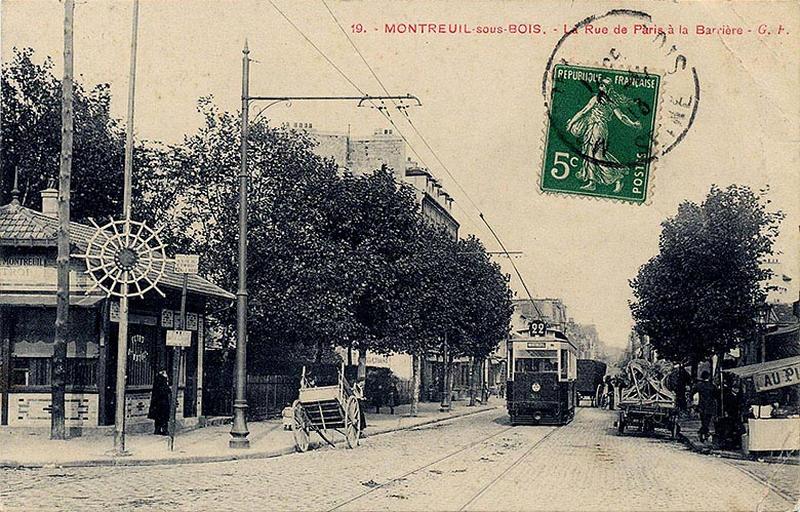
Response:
[676,415,799,465]
[0,401,497,469]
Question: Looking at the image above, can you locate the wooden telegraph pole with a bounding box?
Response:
[52,0,75,441]
[114,0,140,454]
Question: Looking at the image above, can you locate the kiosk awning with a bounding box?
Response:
[0,293,104,307]
[725,356,800,392]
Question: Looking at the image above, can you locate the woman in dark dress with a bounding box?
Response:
[148,370,171,435]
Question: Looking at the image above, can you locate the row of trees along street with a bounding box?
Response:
[629,184,784,376]
[1,48,514,415]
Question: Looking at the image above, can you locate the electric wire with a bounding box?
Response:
[318,0,544,319]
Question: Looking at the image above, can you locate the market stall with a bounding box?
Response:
[725,355,800,453]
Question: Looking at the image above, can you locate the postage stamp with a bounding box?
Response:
[541,64,661,203]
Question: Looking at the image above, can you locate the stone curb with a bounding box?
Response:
[0,406,498,470]
[676,427,799,466]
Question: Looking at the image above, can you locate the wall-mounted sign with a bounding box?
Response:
[161,309,174,328]
[110,301,120,322]
[166,329,192,347]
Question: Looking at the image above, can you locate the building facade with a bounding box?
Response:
[0,190,234,429]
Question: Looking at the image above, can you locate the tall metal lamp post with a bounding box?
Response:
[230,41,420,448]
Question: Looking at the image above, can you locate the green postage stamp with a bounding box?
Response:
[541,64,661,203]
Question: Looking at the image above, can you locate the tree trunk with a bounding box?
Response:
[410,353,421,416]
[357,348,367,383]
[468,357,477,407]
[480,358,489,403]
[445,353,454,408]
[440,334,451,411]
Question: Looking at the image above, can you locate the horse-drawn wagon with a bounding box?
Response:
[617,359,679,438]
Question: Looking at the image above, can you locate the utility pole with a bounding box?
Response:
[114,0,139,454]
[229,40,251,449]
[229,41,420,449]
[52,0,74,441]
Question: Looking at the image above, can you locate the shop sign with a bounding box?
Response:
[128,334,149,362]
[166,329,192,347]
[753,361,800,392]
[174,254,199,275]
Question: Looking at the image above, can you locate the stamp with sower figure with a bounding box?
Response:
[541,64,660,203]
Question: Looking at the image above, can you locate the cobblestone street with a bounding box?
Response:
[1,408,797,511]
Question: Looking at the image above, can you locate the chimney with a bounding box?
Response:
[40,185,58,217]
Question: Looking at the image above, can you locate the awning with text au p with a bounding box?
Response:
[725,356,800,392]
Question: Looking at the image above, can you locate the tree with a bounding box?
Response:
[393,223,459,414]
[322,166,425,382]
[450,236,513,406]
[1,48,124,220]
[135,98,350,369]
[630,184,783,367]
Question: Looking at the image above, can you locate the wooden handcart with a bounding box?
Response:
[291,364,362,452]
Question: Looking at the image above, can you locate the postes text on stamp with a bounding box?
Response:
[541,64,661,203]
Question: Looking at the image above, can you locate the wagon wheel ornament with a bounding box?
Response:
[73,217,172,298]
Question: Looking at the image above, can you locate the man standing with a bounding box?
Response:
[148,370,171,435]
[692,371,717,442]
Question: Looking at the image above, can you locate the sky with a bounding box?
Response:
[3,0,799,349]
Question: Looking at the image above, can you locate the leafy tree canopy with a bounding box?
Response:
[629,184,784,364]
[1,47,125,220]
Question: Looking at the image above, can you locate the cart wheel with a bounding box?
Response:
[617,411,625,435]
[292,401,310,452]
[344,396,361,448]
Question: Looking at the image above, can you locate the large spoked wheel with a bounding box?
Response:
[344,396,361,449]
[292,401,310,452]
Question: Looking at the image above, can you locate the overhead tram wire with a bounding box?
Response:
[319,0,544,320]
[266,0,485,235]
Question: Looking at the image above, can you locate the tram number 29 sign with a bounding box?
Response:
[528,320,547,337]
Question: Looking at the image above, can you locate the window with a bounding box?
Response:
[12,358,50,386]
[560,349,569,379]
[514,350,558,374]
[11,357,97,387]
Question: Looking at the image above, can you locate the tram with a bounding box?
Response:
[506,324,578,425]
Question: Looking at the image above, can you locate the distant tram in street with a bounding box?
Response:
[506,322,578,425]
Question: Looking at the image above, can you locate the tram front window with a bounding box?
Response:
[515,350,558,373]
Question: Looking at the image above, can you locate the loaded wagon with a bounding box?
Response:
[291,364,362,452]
[616,360,679,438]
[576,359,607,407]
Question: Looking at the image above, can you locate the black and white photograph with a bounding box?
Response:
[0,1,798,510]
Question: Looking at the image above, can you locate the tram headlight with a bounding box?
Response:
[531,382,541,392]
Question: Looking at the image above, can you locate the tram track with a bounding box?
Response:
[326,421,518,511]
[327,414,567,512]
[457,425,561,511]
